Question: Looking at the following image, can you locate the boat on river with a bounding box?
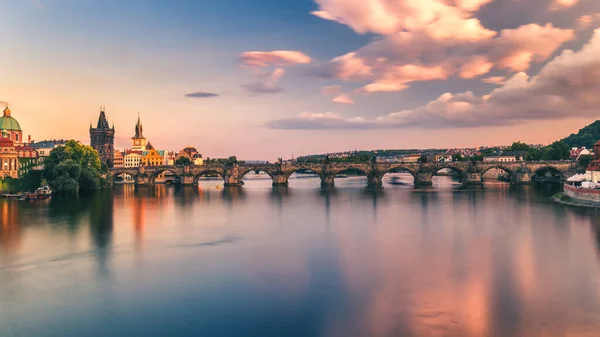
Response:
[388,176,409,185]
[35,185,52,199]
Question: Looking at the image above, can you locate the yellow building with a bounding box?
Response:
[0,131,19,178]
[141,142,164,166]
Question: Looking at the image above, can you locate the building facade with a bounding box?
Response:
[0,131,18,178]
[113,150,124,168]
[141,143,165,166]
[124,150,142,168]
[90,107,115,167]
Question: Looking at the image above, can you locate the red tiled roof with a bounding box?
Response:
[587,160,600,171]
[0,137,14,147]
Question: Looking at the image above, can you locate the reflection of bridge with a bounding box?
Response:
[108,161,577,188]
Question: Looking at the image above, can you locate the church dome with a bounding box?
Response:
[0,106,22,131]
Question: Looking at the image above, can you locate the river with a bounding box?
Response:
[1,174,600,337]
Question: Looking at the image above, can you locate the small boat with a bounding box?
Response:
[215,185,223,190]
[388,176,408,185]
[35,185,52,199]
[335,174,348,179]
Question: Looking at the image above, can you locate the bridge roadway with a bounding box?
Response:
[108,160,578,188]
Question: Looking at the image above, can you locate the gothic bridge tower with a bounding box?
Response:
[90,106,115,167]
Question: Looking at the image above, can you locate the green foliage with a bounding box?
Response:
[18,158,39,176]
[204,156,245,165]
[547,140,570,160]
[175,156,193,165]
[452,154,466,162]
[43,140,107,194]
[578,154,594,169]
[562,120,600,149]
[508,142,532,152]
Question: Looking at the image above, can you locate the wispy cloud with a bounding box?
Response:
[185,92,219,98]
[238,50,311,68]
[242,68,285,94]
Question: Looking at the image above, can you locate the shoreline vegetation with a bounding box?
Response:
[552,192,600,210]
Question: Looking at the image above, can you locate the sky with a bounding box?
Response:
[1,0,600,160]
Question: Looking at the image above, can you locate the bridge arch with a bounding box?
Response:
[239,167,275,179]
[110,170,138,184]
[194,169,225,182]
[480,165,517,183]
[531,165,566,183]
[381,165,417,186]
[240,168,277,187]
[284,167,323,188]
[148,169,181,185]
[430,165,466,183]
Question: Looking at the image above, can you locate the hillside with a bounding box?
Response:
[562,120,600,149]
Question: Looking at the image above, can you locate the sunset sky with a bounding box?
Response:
[2,0,600,160]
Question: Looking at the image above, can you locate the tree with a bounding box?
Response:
[578,154,594,169]
[175,156,192,165]
[508,141,532,152]
[548,140,570,160]
[43,140,108,194]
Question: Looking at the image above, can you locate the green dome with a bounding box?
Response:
[0,116,22,131]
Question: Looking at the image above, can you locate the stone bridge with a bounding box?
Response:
[108,160,577,188]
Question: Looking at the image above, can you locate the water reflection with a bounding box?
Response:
[1,183,600,336]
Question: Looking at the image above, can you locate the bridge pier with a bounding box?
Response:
[135,175,151,186]
[367,172,383,189]
[271,173,289,187]
[464,172,483,185]
[514,170,532,184]
[320,174,335,188]
[180,175,196,185]
[414,172,433,186]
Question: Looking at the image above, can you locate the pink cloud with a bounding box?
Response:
[576,14,596,30]
[313,22,573,92]
[550,0,579,10]
[267,29,600,129]
[321,85,342,95]
[312,0,495,40]
[332,94,354,104]
[492,24,575,72]
[242,68,285,94]
[239,51,312,68]
[482,76,507,85]
[362,64,450,93]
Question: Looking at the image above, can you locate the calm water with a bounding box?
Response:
[2,174,600,337]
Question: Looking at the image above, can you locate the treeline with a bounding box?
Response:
[4,140,110,194]
[469,141,571,162]
[562,120,600,149]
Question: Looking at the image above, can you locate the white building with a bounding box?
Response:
[124,150,142,168]
[30,140,67,158]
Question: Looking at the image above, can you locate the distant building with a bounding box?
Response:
[400,154,421,163]
[586,141,600,184]
[89,107,115,167]
[142,142,165,166]
[177,146,202,165]
[113,150,124,168]
[0,130,18,178]
[570,147,591,160]
[124,150,143,168]
[483,152,525,162]
[30,139,67,158]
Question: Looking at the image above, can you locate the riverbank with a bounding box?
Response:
[552,192,600,210]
